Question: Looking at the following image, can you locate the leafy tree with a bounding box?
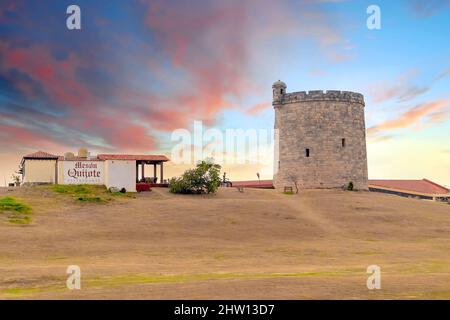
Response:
[11,168,21,186]
[286,172,301,194]
[169,160,221,194]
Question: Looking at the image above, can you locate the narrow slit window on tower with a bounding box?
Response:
[306,148,310,157]
[280,89,284,94]
[342,138,346,147]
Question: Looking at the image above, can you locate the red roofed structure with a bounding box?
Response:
[231,180,274,189]
[230,179,449,202]
[97,154,169,162]
[369,179,448,195]
[22,151,59,160]
[368,179,449,202]
[20,149,170,192]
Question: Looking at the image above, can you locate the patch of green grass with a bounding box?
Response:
[108,191,135,198]
[283,191,295,195]
[0,271,356,297]
[1,284,65,298]
[88,271,353,288]
[0,197,32,225]
[0,197,31,214]
[8,215,32,224]
[2,287,42,296]
[52,184,135,203]
[53,184,101,195]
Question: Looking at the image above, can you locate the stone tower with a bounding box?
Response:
[273,81,368,190]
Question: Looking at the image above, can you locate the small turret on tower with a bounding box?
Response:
[272,80,287,105]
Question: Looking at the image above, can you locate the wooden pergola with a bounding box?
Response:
[97,154,170,185]
[136,159,168,184]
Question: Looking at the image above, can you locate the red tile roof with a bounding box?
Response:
[97,154,170,161]
[369,179,449,195]
[22,151,169,162]
[230,179,449,194]
[23,151,59,159]
[60,156,103,161]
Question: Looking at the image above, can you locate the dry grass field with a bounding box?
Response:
[0,185,449,299]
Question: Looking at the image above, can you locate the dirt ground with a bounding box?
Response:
[0,185,449,299]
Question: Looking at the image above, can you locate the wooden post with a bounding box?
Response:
[136,161,139,183]
[54,160,58,184]
[153,163,157,183]
[160,162,164,184]
[141,162,145,181]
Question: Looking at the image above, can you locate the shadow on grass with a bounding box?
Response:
[52,184,135,203]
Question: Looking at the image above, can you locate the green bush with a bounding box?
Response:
[168,177,190,194]
[347,181,354,191]
[169,160,221,194]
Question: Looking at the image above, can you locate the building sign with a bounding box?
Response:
[62,161,104,185]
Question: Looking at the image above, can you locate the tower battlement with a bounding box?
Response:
[273,90,365,106]
[272,80,368,190]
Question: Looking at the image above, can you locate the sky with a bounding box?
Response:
[0,0,449,187]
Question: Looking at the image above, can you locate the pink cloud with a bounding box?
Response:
[0,40,157,153]
[135,0,348,131]
[0,0,352,161]
[368,98,450,136]
[2,44,94,108]
[0,123,65,151]
[0,1,18,22]
[244,102,270,115]
[368,69,430,104]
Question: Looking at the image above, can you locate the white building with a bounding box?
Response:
[20,150,170,192]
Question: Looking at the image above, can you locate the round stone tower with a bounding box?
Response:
[273,81,368,190]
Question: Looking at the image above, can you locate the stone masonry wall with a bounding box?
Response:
[273,90,368,190]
